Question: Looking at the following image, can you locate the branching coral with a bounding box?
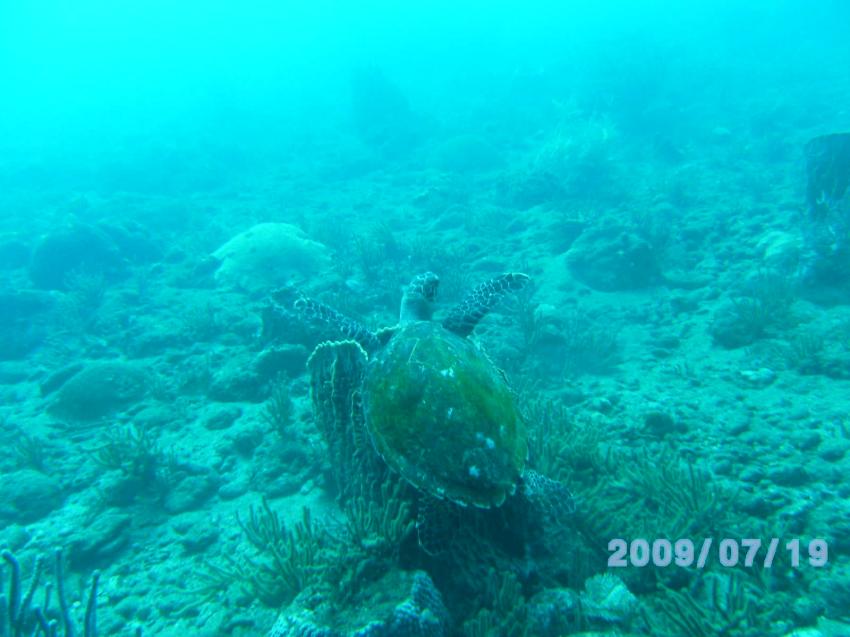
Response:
[0,549,109,637]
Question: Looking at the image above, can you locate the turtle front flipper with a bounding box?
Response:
[294,295,382,352]
[442,272,530,337]
[264,286,382,352]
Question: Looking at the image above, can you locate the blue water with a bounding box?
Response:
[1,2,850,635]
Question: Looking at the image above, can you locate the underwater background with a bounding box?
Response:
[2,0,850,635]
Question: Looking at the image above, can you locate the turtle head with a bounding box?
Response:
[400,272,439,323]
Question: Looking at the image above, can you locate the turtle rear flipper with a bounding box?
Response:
[416,493,461,556]
[522,469,576,533]
[307,340,384,500]
[442,273,530,337]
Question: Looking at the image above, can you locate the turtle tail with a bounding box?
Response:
[442,273,530,337]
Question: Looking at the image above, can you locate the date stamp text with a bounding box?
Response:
[608,538,828,569]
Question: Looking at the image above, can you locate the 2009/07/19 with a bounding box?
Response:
[607,537,828,569]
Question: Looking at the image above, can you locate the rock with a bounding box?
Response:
[767,464,810,488]
[0,524,31,552]
[228,428,264,458]
[810,568,850,624]
[163,473,220,513]
[792,432,821,452]
[264,475,303,498]
[209,365,265,403]
[254,346,310,381]
[40,362,86,396]
[29,224,124,290]
[527,588,581,637]
[48,361,149,421]
[580,574,638,626]
[782,629,823,637]
[566,227,662,291]
[758,230,803,272]
[739,368,777,387]
[67,509,132,568]
[710,302,761,349]
[0,290,53,360]
[0,290,54,326]
[0,470,63,523]
[0,323,45,361]
[218,479,249,501]
[213,223,332,293]
[98,221,161,263]
[171,515,220,554]
[204,406,242,431]
[819,439,850,462]
[268,570,448,637]
[643,410,680,436]
[0,235,30,269]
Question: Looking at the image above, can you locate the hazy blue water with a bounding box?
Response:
[1,0,848,188]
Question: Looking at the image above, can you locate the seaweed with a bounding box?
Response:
[462,570,529,637]
[523,398,610,487]
[199,500,333,607]
[260,378,294,438]
[91,425,161,482]
[559,310,621,377]
[343,477,414,563]
[717,270,798,346]
[202,482,413,609]
[12,432,49,473]
[646,572,780,637]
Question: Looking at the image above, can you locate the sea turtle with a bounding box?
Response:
[263,272,576,551]
[267,272,533,510]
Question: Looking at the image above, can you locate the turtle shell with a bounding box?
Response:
[363,321,527,508]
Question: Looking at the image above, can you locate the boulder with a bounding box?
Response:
[566,226,661,291]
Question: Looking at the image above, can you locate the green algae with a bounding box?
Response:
[363,321,526,508]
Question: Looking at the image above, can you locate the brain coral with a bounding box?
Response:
[213,223,332,292]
